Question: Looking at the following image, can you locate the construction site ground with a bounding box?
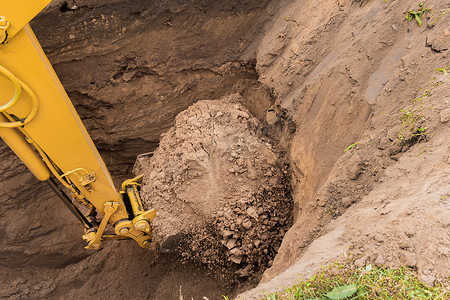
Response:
[0,0,449,299]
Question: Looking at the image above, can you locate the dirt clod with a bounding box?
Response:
[138,94,293,278]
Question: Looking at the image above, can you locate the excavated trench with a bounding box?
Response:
[1,1,292,299]
[3,0,450,299]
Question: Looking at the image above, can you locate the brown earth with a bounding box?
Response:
[1,1,275,299]
[0,0,449,299]
[138,94,292,280]
[239,0,450,297]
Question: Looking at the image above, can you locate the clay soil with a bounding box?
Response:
[1,0,449,299]
[137,94,292,280]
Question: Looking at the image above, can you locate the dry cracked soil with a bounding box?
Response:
[0,0,449,299]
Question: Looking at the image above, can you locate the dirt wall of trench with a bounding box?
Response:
[240,0,450,297]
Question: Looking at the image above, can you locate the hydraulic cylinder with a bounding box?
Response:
[0,113,50,181]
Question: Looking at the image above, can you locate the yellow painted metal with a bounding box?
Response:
[0,64,21,112]
[114,220,152,248]
[0,64,39,127]
[0,1,156,249]
[85,201,119,250]
[0,113,50,181]
[122,174,156,233]
[0,16,10,43]
[0,0,51,41]
[0,25,128,222]
[122,175,146,216]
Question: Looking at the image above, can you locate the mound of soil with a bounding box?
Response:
[137,94,293,278]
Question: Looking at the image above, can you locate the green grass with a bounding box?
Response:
[396,67,450,143]
[261,263,449,300]
[429,8,450,26]
[405,2,432,27]
[397,109,428,142]
[344,142,359,152]
[405,2,449,27]
[435,66,449,75]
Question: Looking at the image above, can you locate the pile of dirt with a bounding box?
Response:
[137,94,293,278]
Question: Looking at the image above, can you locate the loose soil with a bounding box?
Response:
[138,94,292,280]
[1,0,449,299]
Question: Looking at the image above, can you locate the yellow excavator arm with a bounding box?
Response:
[0,0,156,249]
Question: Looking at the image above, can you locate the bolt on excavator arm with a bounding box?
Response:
[0,0,156,249]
